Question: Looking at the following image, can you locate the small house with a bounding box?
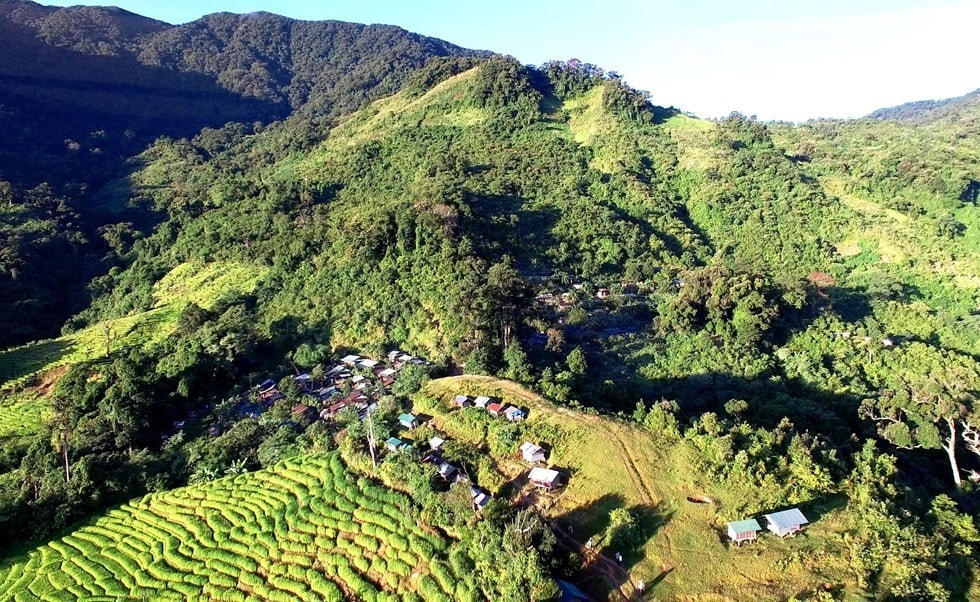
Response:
[470,486,491,511]
[596,288,610,299]
[398,413,420,429]
[430,436,446,451]
[727,518,762,545]
[504,406,526,422]
[357,358,381,370]
[386,437,404,452]
[486,402,505,416]
[528,467,561,490]
[474,396,492,408]
[340,354,361,366]
[520,442,547,463]
[438,462,458,481]
[294,373,314,392]
[291,404,315,420]
[453,395,473,408]
[764,508,809,538]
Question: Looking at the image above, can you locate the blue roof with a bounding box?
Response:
[764,508,808,530]
[398,413,417,422]
[386,437,403,447]
[557,579,589,601]
[727,518,762,533]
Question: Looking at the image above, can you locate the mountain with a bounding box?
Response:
[0,0,486,348]
[0,0,486,188]
[0,5,978,600]
[867,88,980,124]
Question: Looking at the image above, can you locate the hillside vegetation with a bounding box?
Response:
[0,452,485,601]
[0,16,977,601]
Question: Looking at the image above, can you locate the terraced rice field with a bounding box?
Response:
[0,452,476,601]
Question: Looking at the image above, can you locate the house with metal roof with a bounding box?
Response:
[519,442,546,463]
[727,518,762,545]
[528,467,561,490]
[504,406,526,421]
[764,508,809,538]
[398,413,419,429]
[474,395,492,408]
[453,395,473,408]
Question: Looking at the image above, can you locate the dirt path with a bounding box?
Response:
[550,521,639,601]
[597,421,659,506]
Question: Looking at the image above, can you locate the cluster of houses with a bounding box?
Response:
[385,412,493,512]
[451,394,527,421]
[726,507,809,545]
[380,394,565,512]
[234,350,429,425]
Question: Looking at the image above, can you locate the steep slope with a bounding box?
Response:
[0,0,486,348]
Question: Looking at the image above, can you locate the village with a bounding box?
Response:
[218,350,566,518]
[229,347,812,554]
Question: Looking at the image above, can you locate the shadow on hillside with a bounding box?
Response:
[551,496,673,599]
[0,339,74,387]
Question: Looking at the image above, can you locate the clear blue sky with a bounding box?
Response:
[40,0,980,121]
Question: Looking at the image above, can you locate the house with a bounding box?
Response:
[357,358,381,370]
[470,486,491,511]
[764,508,809,538]
[556,580,590,602]
[596,288,610,299]
[453,395,473,408]
[486,402,505,416]
[291,404,315,420]
[340,354,361,366]
[430,436,446,451]
[528,467,561,490]
[727,518,762,545]
[294,373,314,392]
[520,442,546,463]
[438,462,458,481]
[320,401,347,420]
[386,437,404,451]
[398,413,420,429]
[474,396,492,408]
[504,406,526,422]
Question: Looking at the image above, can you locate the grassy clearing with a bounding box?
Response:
[418,376,857,601]
[0,261,266,392]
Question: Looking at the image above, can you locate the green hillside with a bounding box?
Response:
[0,26,977,602]
[0,452,482,601]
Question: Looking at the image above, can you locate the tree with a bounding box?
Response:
[861,369,976,488]
[502,340,532,383]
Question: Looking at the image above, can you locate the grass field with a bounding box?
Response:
[416,376,857,601]
[0,452,475,602]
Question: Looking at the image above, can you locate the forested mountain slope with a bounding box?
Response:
[0,0,485,348]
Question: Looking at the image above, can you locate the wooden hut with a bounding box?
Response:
[520,442,546,463]
[398,413,419,429]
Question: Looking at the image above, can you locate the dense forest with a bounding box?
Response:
[0,2,978,600]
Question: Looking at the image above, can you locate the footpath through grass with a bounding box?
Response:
[418,375,857,601]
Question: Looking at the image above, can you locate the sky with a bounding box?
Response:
[39,0,980,121]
